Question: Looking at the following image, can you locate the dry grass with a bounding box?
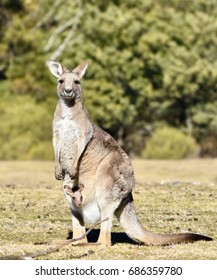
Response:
[0,160,216,260]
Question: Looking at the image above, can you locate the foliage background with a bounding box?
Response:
[1,0,217,159]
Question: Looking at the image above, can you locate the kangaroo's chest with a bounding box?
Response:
[55,118,78,143]
[53,118,79,165]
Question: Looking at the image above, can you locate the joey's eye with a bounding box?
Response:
[74,80,80,85]
[59,79,64,84]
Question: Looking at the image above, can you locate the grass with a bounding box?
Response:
[0,159,216,260]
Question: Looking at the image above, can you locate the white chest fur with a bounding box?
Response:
[56,117,78,143]
[53,116,78,169]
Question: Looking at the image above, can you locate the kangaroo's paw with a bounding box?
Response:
[55,166,63,180]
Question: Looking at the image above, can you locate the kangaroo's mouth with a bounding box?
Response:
[63,91,75,99]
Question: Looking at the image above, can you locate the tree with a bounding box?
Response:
[0,0,217,159]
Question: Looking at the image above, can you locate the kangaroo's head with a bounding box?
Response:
[46,60,89,101]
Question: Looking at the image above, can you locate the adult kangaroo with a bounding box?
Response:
[46,60,212,246]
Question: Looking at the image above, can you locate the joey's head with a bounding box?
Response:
[64,184,84,207]
[46,60,89,102]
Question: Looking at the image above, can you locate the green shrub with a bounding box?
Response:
[0,95,53,160]
[142,127,197,159]
[28,142,54,160]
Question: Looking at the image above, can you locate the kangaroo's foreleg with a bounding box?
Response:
[53,131,63,180]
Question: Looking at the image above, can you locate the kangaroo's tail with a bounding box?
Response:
[115,193,213,245]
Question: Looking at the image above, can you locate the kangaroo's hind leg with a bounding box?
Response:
[96,183,129,247]
[71,215,88,244]
[96,200,120,247]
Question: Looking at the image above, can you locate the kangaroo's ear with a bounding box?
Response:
[46,60,64,78]
[64,185,72,195]
[73,61,89,79]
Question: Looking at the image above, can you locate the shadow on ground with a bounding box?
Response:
[67,229,138,245]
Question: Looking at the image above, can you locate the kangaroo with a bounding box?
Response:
[64,183,84,208]
[46,60,212,246]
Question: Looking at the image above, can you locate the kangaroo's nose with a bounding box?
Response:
[64,88,73,95]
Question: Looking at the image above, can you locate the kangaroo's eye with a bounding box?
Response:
[59,79,64,84]
[74,80,80,85]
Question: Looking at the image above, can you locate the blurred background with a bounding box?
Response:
[0,0,217,161]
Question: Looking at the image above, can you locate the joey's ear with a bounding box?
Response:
[64,185,72,195]
[79,183,84,191]
[46,60,64,78]
[73,61,89,79]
